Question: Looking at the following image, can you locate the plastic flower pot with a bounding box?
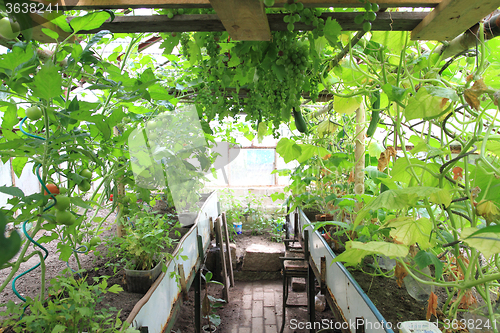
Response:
[124,260,163,294]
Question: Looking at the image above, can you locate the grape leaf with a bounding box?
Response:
[323,18,342,46]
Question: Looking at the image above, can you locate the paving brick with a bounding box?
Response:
[239,327,251,333]
[253,288,264,300]
[265,324,278,333]
[242,294,253,309]
[263,292,275,307]
[252,300,263,317]
[264,307,277,325]
[252,317,264,333]
[240,309,252,326]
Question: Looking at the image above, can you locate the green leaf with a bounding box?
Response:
[464,224,500,239]
[257,121,267,143]
[429,188,451,207]
[334,96,362,115]
[351,240,409,258]
[381,84,407,103]
[414,250,443,279]
[276,138,302,163]
[70,197,93,209]
[32,64,63,100]
[160,33,181,55]
[51,325,67,333]
[462,227,500,259]
[0,211,21,267]
[368,141,384,158]
[57,242,73,262]
[354,187,445,227]
[371,31,407,54]
[2,104,19,130]
[271,63,286,82]
[70,11,112,33]
[11,157,28,178]
[0,43,37,72]
[296,144,330,164]
[384,217,433,249]
[41,28,59,40]
[332,246,371,266]
[425,86,459,102]
[0,186,25,198]
[404,87,446,121]
[107,284,124,294]
[323,18,342,46]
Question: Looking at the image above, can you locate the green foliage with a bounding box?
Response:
[0,271,138,332]
[109,210,180,271]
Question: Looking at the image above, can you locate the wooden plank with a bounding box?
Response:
[209,0,271,41]
[79,12,428,34]
[32,0,440,10]
[411,0,500,40]
[221,212,235,287]
[178,263,189,300]
[214,217,230,302]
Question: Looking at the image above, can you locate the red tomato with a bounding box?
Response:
[109,194,113,201]
[44,184,60,195]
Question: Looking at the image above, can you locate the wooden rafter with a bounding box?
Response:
[411,0,500,40]
[79,12,429,34]
[33,0,441,10]
[209,0,271,41]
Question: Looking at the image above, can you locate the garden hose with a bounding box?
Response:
[12,116,87,303]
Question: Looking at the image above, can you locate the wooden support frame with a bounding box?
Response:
[411,0,500,41]
[79,12,429,34]
[209,0,271,41]
[32,0,441,10]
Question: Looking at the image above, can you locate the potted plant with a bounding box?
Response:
[108,207,181,294]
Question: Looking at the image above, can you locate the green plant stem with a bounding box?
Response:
[33,250,46,301]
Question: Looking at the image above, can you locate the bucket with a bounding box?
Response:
[233,222,242,235]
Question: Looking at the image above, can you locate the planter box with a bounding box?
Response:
[123,191,219,333]
[292,209,394,333]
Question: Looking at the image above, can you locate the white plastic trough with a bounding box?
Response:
[124,191,219,333]
[290,209,394,333]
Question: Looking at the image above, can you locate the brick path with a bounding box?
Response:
[218,279,310,333]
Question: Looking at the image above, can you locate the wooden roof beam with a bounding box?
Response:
[33,0,441,10]
[79,12,429,34]
[209,0,271,41]
[411,0,500,40]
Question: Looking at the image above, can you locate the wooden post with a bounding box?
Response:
[221,212,235,287]
[114,126,125,237]
[178,263,188,300]
[354,104,365,213]
[214,217,230,302]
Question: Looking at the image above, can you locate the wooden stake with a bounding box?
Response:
[221,212,235,287]
[214,217,230,302]
[178,263,189,300]
[354,104,365,213]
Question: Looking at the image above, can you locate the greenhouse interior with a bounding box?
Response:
[1,0,500,332]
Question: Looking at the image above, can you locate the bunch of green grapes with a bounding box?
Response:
[354,0,379,32]
[282,1,325,38]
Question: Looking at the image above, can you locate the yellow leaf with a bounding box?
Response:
[462,227,500,258]
[384,217,433,249]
